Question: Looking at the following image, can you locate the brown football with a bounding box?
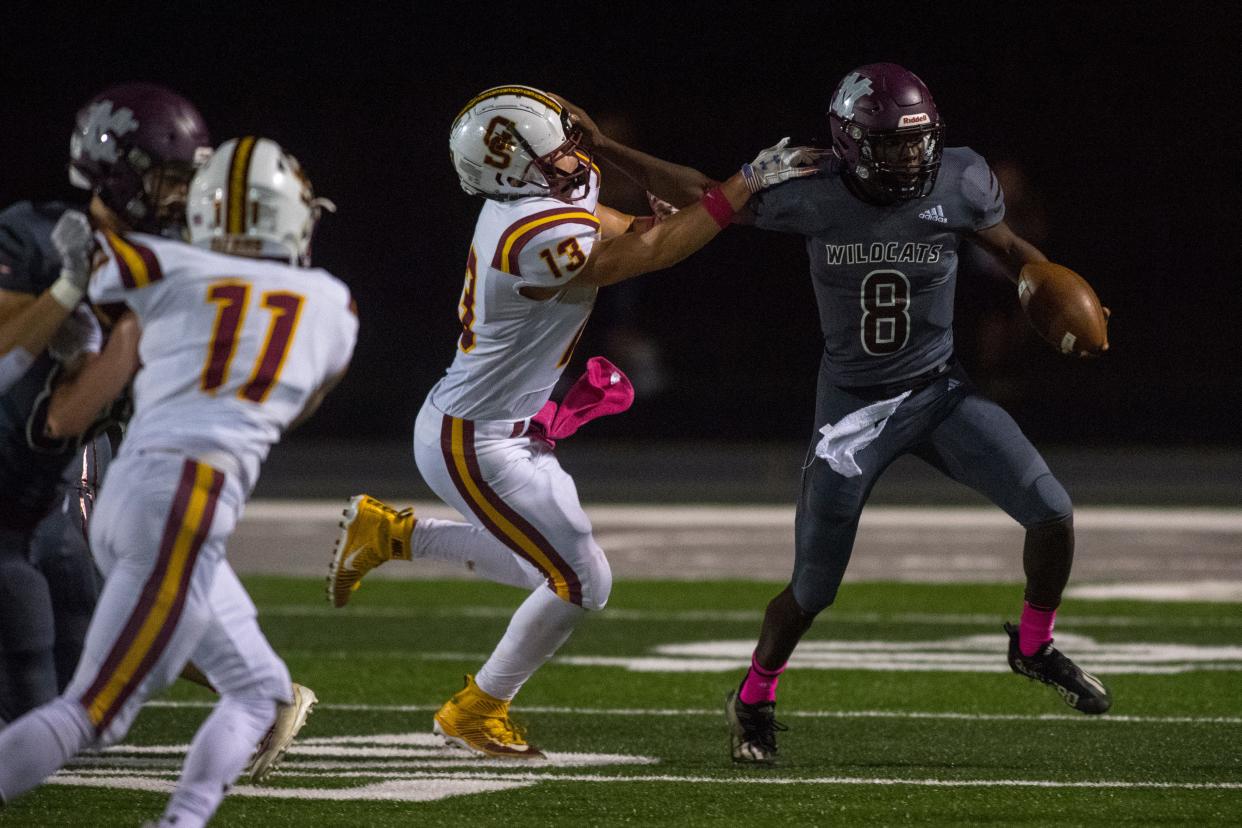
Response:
[1017,262,1109,356]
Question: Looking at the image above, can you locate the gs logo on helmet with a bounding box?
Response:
[482,117,516,169]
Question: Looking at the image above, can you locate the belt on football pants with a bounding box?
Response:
[839,358,954,403]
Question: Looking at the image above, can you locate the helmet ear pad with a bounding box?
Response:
[827,63,944,202]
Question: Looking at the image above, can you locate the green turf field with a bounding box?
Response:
[3,578,1240,826]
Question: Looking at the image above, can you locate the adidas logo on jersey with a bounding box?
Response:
[918,205,948,224]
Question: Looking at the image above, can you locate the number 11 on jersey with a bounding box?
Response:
[201,279,305,402]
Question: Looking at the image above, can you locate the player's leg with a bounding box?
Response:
[728,372,958,763]
[28,443,106,691]
[328,402,544,607]
[158,561,293,827]
[0,454,228,802]
[425,412,610,757]
[915,388,1110,713]
[0,524,57,724]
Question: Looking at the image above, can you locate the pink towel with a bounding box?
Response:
[529,357,634,448]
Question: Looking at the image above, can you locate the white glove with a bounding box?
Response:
[49,210,95,309]
[48,303,103,365]
[740,138,828,193]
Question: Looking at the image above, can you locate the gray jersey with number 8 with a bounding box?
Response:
[751,147,1004,387]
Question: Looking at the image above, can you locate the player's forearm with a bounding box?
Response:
[594,136,715,208]
[45,315,139,439]
[975,222,1048,284]
[0,292,74,356]
[581,174,749,286]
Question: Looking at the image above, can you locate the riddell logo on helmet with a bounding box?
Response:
[899,113,931,127]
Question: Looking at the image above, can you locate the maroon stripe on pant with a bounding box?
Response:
[457,416,583,605]
[79,459,198,714]
[439,415,583,604]
[95,466,224,734]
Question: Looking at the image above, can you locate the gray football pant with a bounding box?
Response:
[793,366,1072,614]
[0,438,108,724]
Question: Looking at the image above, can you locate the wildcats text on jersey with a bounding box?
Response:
[824,242,943,266]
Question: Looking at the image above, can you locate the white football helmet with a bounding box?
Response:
[187,136,334,265]
[449,85,592,202]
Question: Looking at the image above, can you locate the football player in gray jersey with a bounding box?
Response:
[563,63,1112,764]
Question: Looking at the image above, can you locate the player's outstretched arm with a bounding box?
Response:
[44,311,140,439]
[573,139,819,288]
[553,94,716,208]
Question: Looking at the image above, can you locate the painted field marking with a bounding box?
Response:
[244,501,1242,533]
[141,700,1242,725]
[49,771,1242,796]
[260,626,1242,674]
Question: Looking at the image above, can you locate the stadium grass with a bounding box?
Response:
[2,579,1239,826]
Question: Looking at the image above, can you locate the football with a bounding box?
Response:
[1017,262,1109,356]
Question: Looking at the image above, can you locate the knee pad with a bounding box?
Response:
[577,540,612,612]
[1027,473,1073,525]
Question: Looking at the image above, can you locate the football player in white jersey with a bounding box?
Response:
[327,85,820,758]
[0,136,357,827]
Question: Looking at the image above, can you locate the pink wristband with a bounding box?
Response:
[700,187,735,229]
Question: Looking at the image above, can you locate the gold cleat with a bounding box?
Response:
[327,494,416,608]
[433,674,546,759]
[247,682,318,782]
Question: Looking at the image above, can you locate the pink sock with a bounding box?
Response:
[738,654,786,705]
[1019,601,1057,656]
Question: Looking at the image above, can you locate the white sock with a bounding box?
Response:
[475,586,586,700]
[160,696,276,828]
[0,697,92,802]
[412,518,544,591]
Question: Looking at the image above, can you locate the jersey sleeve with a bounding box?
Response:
[749,173,829,236]
[959,149,1006,230]
[88,230,167,307]
[495,209,601,288]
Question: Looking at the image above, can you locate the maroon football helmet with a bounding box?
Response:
[68,83,211,235]
[828,63,944,203]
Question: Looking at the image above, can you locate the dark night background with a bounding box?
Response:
[4,3,1238,451]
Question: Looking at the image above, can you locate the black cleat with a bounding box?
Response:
[1004,622,1112,714]
[725,688,787,764]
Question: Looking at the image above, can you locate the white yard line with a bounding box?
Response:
[259,604,1242,628]
[50,768,1242,792]
[245,501,1242,533]
[141,699,1242,725]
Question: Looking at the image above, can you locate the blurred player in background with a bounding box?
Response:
[0,135,357,827]
[328,85,820,758]
[1,83,319,781]
[0,82,208,726]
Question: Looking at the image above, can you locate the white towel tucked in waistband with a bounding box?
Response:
[814,390,911,477]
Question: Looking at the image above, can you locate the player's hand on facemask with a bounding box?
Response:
[549,93,606,147]
[741,138,829,193]
[647,192,678,222]
[49,210,97,309]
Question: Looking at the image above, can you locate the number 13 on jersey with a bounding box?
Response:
[201,279,305,402]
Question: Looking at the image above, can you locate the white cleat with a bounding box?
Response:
[247,682,318,782]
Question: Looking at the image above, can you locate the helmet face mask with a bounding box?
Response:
[449,85,593,203]
[828,64,944,203]
[68,83,211,237]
